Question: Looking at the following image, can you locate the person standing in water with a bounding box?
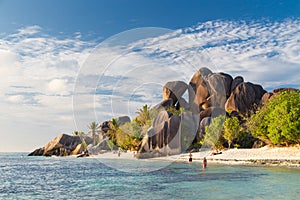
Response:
[189,152,193,163]
[203,157,207,168]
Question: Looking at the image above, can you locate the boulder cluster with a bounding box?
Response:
[29,67,296,158]
[28,117,126,156]
[136,67,268,158]
[28,134,85,156]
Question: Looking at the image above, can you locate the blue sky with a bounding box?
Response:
[0,0,299,151]
[1,0,300,39]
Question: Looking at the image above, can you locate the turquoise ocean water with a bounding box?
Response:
[0,153,299,199]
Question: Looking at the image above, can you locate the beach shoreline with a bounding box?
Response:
[153,146,300,168]
[89,146,300,168]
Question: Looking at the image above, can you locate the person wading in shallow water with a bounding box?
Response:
[189,152,193,163]
[203,157,207,168]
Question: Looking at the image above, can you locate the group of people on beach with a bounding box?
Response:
[189,152,207,168]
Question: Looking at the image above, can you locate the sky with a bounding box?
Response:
[0,0,300,152]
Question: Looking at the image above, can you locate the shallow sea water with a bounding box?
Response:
[0,153,299,199]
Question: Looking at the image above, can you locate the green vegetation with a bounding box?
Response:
[87,121,100,145]
[115,122,142,150]
[107,139,114,150]
[73,131,85,136]
[247,91,300,146]
[81,140,87,150]
[224,117,241,148]
[202,116,256,150]
[135,104,152,126]
[167,106,184,116]
[235,131,256,148]
[105,104,156,151]
[201,91,300,149]
[81,90,299,151]
[204,116,225,150]
[106,118,118,145]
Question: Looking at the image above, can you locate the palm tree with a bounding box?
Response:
[106,118,118,144]
[135,104,151,126]
[87,121,99,146]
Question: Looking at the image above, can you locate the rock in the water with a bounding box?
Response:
[28,147,45,156]
[71,144,84,155]
[43,134,82,156]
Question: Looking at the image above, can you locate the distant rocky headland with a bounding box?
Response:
[29,67,300,158]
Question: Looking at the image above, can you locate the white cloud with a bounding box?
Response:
[129,19,300,89]
[0,25,96,151]
[7,95,25,103]
[47,79,69,95]
[12,25,42,37]
[1,19,300,151]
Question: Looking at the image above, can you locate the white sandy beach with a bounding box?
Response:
[172,146,300,167]
[89,146,300,167]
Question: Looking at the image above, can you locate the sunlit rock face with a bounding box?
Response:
[30,67,296,158]
[137,67,270,158]
[29,134,86,157]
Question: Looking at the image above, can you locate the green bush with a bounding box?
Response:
[167,106,184,116]
[204,116,225,150]
[247,91,300,145]
[223,117,241,148]
[235,131,256,148]
[116,122,142,150]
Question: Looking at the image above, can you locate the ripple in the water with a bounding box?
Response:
[0,153,299,200]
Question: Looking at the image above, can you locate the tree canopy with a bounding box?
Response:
[247,91,300,145]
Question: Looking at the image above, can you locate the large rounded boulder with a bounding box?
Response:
[225,82,266,115]
[167,114,181,150]
[29,134,84,157]
[217,72,233,98]
[189,67,212,110]
[231,76,244,93]
[207,73,230,108]
[44,134,82,156]
[163,81,188,106]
